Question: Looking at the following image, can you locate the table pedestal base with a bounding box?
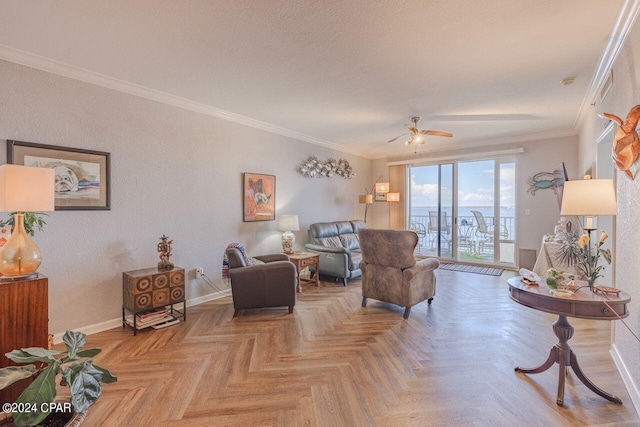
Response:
[515,315,623,406]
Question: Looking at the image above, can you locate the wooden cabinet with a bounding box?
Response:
[0,275,48,404]
[122,267,186,335]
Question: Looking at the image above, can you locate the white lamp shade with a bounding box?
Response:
[387,192,400,202]
[375,182,389,193]
[0,164,55,212]
[277,215,300,232]
[560,179,617,216]
[359,194,373,204]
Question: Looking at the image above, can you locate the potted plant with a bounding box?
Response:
[0,212,48,237]
[0,331,116,426]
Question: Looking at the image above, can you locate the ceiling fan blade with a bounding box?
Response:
[406,126,419,134]
[422,130,453,138]
[387,132,410,143]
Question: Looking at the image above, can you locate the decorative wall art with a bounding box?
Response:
[297,156,355,178]
[243,172,275,222]
[7,140,111,210]
[527,169,565,196]
[599,105,640,180]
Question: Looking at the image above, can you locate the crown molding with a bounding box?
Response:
[574,0,640,129]
[0,44,373,159]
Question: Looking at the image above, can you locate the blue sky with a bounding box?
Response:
[410,160,515,208]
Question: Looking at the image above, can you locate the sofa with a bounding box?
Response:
[305,220,366,285]
[226,248,297,317]
[359,228,440,319]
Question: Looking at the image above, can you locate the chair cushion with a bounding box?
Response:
[339,233,360,251]
[310,222,339,239]
[335,221,355,235]
[359,229,418,269]
[319,236,343,247]
[350,220,366,234]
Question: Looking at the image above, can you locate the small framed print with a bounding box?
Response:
[8,140,110,210]
[243,172,275,222]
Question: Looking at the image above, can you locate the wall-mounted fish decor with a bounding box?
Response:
[599,105,640,180]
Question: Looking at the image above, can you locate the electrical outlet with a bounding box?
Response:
[195,267,204,278]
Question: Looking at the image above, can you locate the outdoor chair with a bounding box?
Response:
[427,211,451,250]
[471,211,508,254]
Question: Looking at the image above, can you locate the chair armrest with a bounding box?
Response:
[254,253,289,263]
[305,243,347,254]
[403,258,440,282]
[230,261,297,289]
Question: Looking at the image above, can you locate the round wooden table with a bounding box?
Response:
[507,276,630,406]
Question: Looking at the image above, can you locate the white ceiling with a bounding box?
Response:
[0,0,633,159]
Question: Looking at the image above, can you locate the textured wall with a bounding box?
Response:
[0,59,371,334]
[579,15,640,406]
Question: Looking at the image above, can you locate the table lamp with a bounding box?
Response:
[560,177,617,231]
[0,164,55,280]
[277,214,299,254]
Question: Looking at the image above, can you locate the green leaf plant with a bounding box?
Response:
[0,331,116,426]
[0,212,48,237]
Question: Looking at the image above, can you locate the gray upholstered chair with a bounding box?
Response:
[359,229,440,319]
[226,248,297,317]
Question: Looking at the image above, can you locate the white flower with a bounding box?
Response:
[600,231,608,243]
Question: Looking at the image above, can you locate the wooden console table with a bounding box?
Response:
[507,276,630,406]
[122,267,186,335]
[286,252,320,293]
[0,275,48,403]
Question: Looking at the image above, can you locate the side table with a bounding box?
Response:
[0,274,49,403]
[507,276,630,406]
[286,252,320,293]
[122,267,186,335]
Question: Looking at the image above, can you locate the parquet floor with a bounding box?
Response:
[78,270,640,426]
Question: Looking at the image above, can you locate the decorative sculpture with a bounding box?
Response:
[297,156,355,179]
[157,234,174,270]
[599,105,640,179]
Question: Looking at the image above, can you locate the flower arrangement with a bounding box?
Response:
[572,231,612,288]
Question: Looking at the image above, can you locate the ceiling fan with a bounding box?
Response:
[387,116,453,145]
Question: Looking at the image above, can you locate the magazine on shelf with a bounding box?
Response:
[137,307,169,320]
[125,312,175,329]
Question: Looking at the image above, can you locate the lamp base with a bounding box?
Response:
[0,213,43,279]
[282,231,295,254]
[0,272,39,282]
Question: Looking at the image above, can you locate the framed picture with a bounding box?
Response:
[7,140,111,210]
[243,172,275,222]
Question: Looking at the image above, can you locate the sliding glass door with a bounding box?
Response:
[408,158,515,266]
[408,163,453,259]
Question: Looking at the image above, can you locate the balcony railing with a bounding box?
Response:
[409,214,515,256]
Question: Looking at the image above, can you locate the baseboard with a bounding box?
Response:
[51,289,232,344]
[611,343,640,416]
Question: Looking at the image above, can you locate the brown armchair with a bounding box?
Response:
[359,229,440,319]
[226,248,297,317]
